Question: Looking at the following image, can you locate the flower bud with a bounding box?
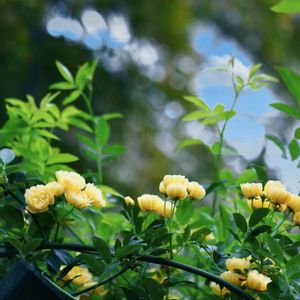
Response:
[264,180,285,196]
[46,181,65,197]
[294,212,300,225]
[156,200,173,218]
[247,197,271,209]
[159,181,166,194]
[124,196,135,206]
[63,266,93,285]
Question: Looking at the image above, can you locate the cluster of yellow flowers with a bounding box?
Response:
[240,180,300,225]
[25,171,105,213]
[63,266,106,297]
[124,175,206,218]
[159,175,206,200]
[210,256,272,296]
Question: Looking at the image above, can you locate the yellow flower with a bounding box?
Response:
[65,190,90,208]
[166,183,188,200]
[25,185,54,213]
[163,175,189,187]
[124,196,135,206]
[46,181,65,197]
[84,183,105,208]
[268,188,290,205]
[63,266,93,285]
[55,170,86,191]
[137,194,163,212]
[226,256,251,273]
[240,183,263,199]
[247,198,272,209]
[246,270,271,291]
[210,282,230,296]
[287,194,300,213]
[294,212,300,225]
[159,181,166,194]
[187,181,206,200]
[264,180,285,196]
[220,271,246,286]
[156,200,174,218]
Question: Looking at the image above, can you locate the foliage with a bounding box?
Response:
[0,54,299,300]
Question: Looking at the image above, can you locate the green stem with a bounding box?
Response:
[271,210,291,237]
[1,242,254,299]
[212,88,241,215]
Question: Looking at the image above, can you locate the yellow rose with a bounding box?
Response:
[220,271,246,286]
[63,266,93,285]
[166,183,188,200]
[124,196,135,206]
[65,190,90,208]
[25,185,54,213]
[240,183,263,199]
[55,170,86,191]
[187,181,206,200]
[247,198,272,209]
[156,200,174,218]
[84,183,105,208]
[294,212,300,225]
[226,256,251,273]
[137,194,163,212]
[46,181,65,197]
[287,194,300,213]
[264,180,285,196]
[268,188,290,205]
[246,270,271,291]
[163,175,189,187]
[210,282,230,296]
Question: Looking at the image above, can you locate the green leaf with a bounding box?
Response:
[183,96,210,112]
[62,90,81,105]
[50,81,75,90]
[266,134,286,156]
[6,237,24,251]
[182,110,210,121]
[249,208,269,227]
[176,138,203,150]
[270,103,300,119]
[251,164,268,184]
[289,139,299,160]
[236,169,258,185]
[23,238,43,255]
[176,200,194,225]
[0,206,24,228]
[76,133,96,150]
[102,112,123,120]
[92,236,112,264]
[271,0,300,13]
[295,127,300,139]
[95,117,110,147]
[190,227,211,241]
[249,64,262,79]
[47,153,78,165]
[103,144,126,156]
[286,254,300,280]
[233,213,247,233]
[265,235,284,262]
[115,244,142,259]
[276,66,300,107]
[99,185,123,198]
[56,61,74,83]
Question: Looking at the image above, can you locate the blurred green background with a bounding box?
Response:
[0,0,299,196]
